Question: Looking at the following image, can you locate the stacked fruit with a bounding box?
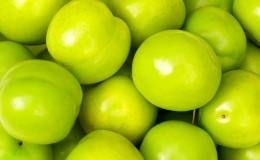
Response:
[0,0,260,159]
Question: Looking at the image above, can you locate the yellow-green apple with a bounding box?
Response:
[47,0,131,84]
[132,29,222,111]
[183,6,247,72]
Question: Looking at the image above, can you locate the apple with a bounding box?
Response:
[0,41,34,82]
[105,0,186,49]
[78,75,158,145]
[218,143,260,160]
[0,0,69,44]
[183,6,247,72]
[238,40,260,75]
[233,0,260,47]
[0,122,53,160]
[46,0,131,84]
[52,120,86,160]
[198,70,260,148]
[66,130,144,160]
[140,120,218,160]
[0,59,83,144]
[132,29,222,111]
[183,0,234,15]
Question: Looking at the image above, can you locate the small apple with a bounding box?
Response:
[78,75,158,145]
[140,120,218,160]
[199,70,260,148]
[66,130,144,160]
[47,0,131,84]
[0,0,69,44]
[0,59,82,144]
[0,122,53,160]
[183,6,247,72]
[218,143,260,160]
[52,120,86,160]
[238,40,260,75]
[132,29,222,111]
[105,0,186,49]
[0,41,34,82]
[233,0,260,46]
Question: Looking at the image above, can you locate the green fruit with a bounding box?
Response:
[132,29,221,111]
[0,60,82,144]
[66,130,144,160]
[140,120,218,160]
[199,70,260,148]
[0,0,69,44]
[47,0,131,84]
[78,75,158,145]
[183,6,247,72]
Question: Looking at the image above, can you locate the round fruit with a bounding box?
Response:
[132,29,222,111]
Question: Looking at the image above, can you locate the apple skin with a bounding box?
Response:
[233,0,260,47]
[218,143,260,160]
[0,59,83,144]
[140,120,218,160]
[239,40,260,75]
[105,0,186,49]
[52,120,86,160]
[183,6,247,72]
[47,0,131,84]
[132,29,221,111]
[0,122,53,160]
[198,70,260,148]
[78,75,158,145]
[183,0,233,15]
[0,41,34,82]
[0,0,69,45]
[66,130,144,160]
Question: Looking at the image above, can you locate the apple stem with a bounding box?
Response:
[192,109,196,125]
[19,141,23,146]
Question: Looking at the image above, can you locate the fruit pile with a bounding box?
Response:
[0,0,260,159]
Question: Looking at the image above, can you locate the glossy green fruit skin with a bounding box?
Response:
[239,41,260,75]
[233,0,260,46]
[218,143,260,160]
[132,29,222,111]
[78,75,158,145]
[0,122,53,160]
[140,120,218,160]
[47,0,131,84]
[183,0,233,15]
[66,130,144,160]
[0,0,68,44]
[0,60,82,144]
[52,120,86,160]
[106,0,186,49]
[0,41,34,81]
[199,70,260,148]
[183,6,247,72]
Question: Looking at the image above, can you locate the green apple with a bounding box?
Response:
[183,0,234,15]
[52,120,86,160]
[78,75,158,145]
[0,41,34,82]
[0,59,82,144]
[183,6,247,72]
[0,0,69,44]
[66,130,144,160]
[233,0,260,46]
[218,143,260,160]
[0,122,52,160]
[47,0,131,84]
[140,120,218,160]
[239,40,260,75]
[199,70,260,148]
[0,32,7,41]
[132,29,222,111]
[105,0,186,49]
